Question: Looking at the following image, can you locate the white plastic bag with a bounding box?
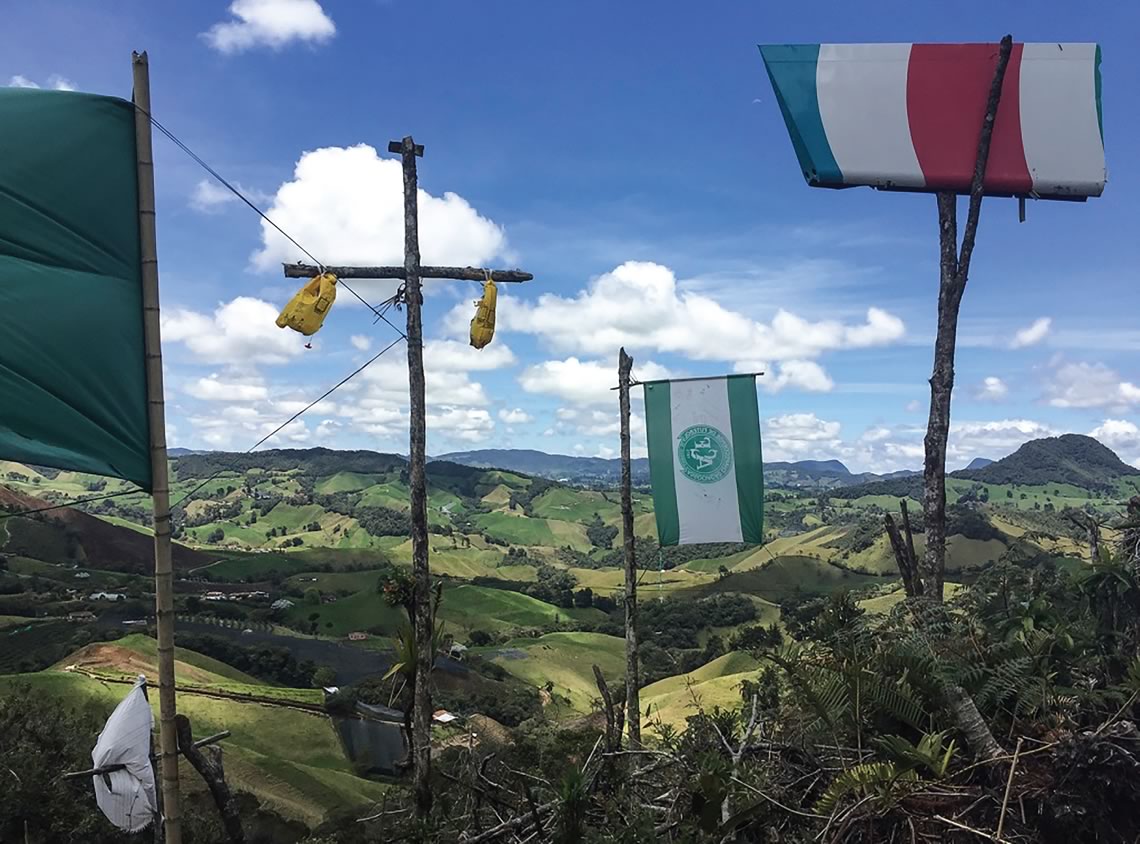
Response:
[91,675,157,832]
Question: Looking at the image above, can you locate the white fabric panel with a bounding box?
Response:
[670,379,743,545]
[816,43,925,188]
[1020,43,1106,197]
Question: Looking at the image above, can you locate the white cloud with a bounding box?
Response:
[163,297,303,365]
[947,419,1057,463]
[762,360,834,393]
[350,334,372,352]
[1046,362,1140,409]
[763,413,844,461]
[185,374,269,402]
[517,357,670,406]
[8,74,76,91]
[1089,419,1140,466]
[426,408,494,443]
[252,145,507,274]
[1011,317,1052,348]
[499,408,532,424]
[975,376,1008,401]
[203,0,335,53]
[905,399,922,413]
[464,261,903,367]
[860,427,892,443]
[190,178,271,213]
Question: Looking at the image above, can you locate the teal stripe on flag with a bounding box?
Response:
[759,44,842,186]
[727,375,764,544]
[644,381,679,546]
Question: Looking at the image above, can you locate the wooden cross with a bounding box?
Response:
[282,135,532,816]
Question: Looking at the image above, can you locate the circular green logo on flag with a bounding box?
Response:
[677,425,732,484]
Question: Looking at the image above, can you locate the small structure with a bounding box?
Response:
[347,631,368,642]
[122,619,147,627]
[270,598,294,610]
[432,709,458,725]
[447,642,468,661]
[88,591,126,602]
[68,611,97,623]
[74,571,91,579]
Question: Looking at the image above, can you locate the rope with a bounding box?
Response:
[169,333,405,512]
[139,107,406,341]
[0,327,405,523]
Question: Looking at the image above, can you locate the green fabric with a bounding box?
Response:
[0,88,151,490]
[727,375,764,544]
[644,380,679,546]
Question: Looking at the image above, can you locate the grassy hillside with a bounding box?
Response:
[490,632,625,712]
[642,651,762,730]
[0,670,386,825]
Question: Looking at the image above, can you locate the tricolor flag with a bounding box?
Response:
[760,42,1105,199]
[644,376,764,546]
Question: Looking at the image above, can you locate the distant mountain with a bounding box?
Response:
[168,447,200,457]
[956,434,1140,490]
[438,449,914,490]
[836,434,1139,499]
[965,457,994,470]
[435,449,649,485]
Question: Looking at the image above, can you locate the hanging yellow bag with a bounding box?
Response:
[276,273,338,336]
[469,278,497,349]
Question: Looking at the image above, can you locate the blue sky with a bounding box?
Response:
[6,1,1139,471]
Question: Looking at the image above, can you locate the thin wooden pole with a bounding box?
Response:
[390,135,433,817]
[618,348,640,747]
[132,50,182,844]
[921,34,1012,602]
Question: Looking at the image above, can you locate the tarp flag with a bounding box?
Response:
[0,88,151,489]
[644,375,764,546]
[760,43,1105,199]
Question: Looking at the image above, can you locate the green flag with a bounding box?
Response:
[0,88,151,490]
[644,375,764,546]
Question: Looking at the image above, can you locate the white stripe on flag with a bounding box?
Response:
[816,43,926,189]
[669,379,743,545]
[1019,43,1105,198]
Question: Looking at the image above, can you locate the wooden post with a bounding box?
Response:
[175,716,244,843]
[920,35,1012,602]
[389,135,433,817]
[617,348,640,747]
[132,50,182,844]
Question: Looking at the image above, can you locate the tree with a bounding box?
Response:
[717,564,730,581]
[304,588,321,605]
[312,666,336,688]
[573,588,594,608]
[206,527,225,544]
[468,629,492,647]
[586,514,619,550]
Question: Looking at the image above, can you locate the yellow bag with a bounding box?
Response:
[276,273,338,336]
[469,279,497,349]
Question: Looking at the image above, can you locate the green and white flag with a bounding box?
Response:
[644,375,764,546]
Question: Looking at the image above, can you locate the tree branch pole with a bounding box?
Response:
[132,50,182,844]
[283,263,532,283]
[921,34,1013,601]
[617,348,641,748]
[390,135,434,819]
[174,717,244,844]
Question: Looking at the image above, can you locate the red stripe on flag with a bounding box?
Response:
[906,43,1032,194]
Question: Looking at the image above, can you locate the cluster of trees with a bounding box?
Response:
[522,563,578,608]
[354,505,411,538]
[177,633,318,687]
[586,514,619,549]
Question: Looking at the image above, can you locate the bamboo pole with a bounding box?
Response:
[389,135,433,817]
[132,50,182,844]
[618,348,640,747]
